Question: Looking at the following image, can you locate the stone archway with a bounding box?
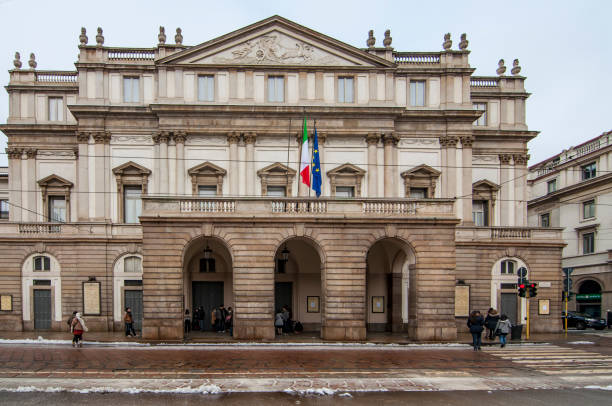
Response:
[577,279,602,318]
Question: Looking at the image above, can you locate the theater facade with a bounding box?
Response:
[0,16,564,340]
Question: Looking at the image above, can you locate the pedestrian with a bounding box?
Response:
[467,310,484,351]
[217,305,227,332]
[184,309,191,334]
[485,308,500,340]
[275,309,284,335]
[66,310,77,329]
[192,307,201,331]
[496,314,512,348]
[281,305,290,334]
[198,306,205,331]
[211,306,217,331]
[70,312,88,348]
[226,306,233,335]
[124,307,136,337]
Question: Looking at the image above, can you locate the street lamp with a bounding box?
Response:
[280,244,290,262]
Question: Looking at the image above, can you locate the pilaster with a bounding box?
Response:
[460,136,474,225]
[498,153,512,226]
[174,131,186,196]
[76,132,90,220]
[382,133,398,198]
[366,133,380,197]
[244,132,256,196]
[227,132,240,196]
[6,148,22,221]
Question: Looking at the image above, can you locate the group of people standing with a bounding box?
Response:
[185,305,233,334]
[275,305,302,335]
[467,307,512,351]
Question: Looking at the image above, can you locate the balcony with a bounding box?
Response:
[142,196,456,221]
[456,226,564,245]
[0,222,142,239]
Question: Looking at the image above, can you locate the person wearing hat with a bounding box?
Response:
[70,312,88,348]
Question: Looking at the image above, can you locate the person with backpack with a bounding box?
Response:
[66,311,77,329]
[124,307,136,337]
[496,314,512,348]
[70,312,88,348]
[225,306,233,336]
[484,308,500,340]
[467,310,485,351]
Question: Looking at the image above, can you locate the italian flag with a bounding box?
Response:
[299,117,310,187]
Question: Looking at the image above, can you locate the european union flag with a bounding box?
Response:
[311,127,322,197]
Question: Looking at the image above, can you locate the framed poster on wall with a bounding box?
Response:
[455,285,470,317]
[307,296,320,313]
[372,296,385,313]
[538,299,550,315]
[0,295,12,311]
[83,281,101,315]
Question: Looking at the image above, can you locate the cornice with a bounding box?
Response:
[528,172,612,208]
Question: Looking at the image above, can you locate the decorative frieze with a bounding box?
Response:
[5,147,23,159]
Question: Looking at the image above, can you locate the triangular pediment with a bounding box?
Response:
[473,179,500,191]
[158,16,393,68]
[257,162,296,176]
[112,161,151,176]
[188,161,227,176]
[37,174,73,188]
[401,164,441,179]
[327,163,366,176]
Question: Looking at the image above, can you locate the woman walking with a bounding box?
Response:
[124,307,136,337]
[467,310,485,351]
[496,314,512,348]
[70,312,88,348]
[485,308,500,340]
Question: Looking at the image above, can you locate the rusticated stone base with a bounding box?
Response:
[142,319,183,340]
[234,324,275,340]
[409,323,457,341]
[0,317,22,332]
[321,326,367,341]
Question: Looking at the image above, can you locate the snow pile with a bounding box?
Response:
[9,384,223,394]
[568,341,595,345]
[0,338,150,346]
[585,385,612,391]
[284,388,337,396]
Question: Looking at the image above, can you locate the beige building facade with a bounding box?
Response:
[0,16,564,340]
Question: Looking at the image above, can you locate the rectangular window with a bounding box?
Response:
[266,186,286,197]
[198,185,217,196]
[473,103,487,126]
[472,200,489,226]
[48,97,63,121]
[540,213,550,228]
[338,77,354,103]
[409,187,427,199]
[501,260,515,274]
[583,232,595,254]
[123,77,140,103]
[33,256,51,271]
[197,75,214,101]
[583,199,595,219]
[124,186,142,224]
[0,200,8,219]
[124,280,143,286]
[547,179,557,194]
[581,162,596,180]
[267,76,284,102]
[410,80,425,107]
[124,256,141,273]
[48,196,66,222]
[199,258,216,273]
[33,279,51,286]
[335,186,355,198]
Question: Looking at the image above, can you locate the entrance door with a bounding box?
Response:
[192,282,224,331]
[275,282,293,314]
[124,290,143,331]
[33,290,51,330]
[500,293,518,325]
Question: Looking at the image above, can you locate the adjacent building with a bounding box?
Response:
[528,131,612,319]
[0,16,564,340]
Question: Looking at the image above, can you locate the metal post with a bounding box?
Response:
[564,291,568,335]
[525,288,530,340]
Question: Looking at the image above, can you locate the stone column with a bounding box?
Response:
[513,153,528,226]
[366,133,379,197]
[460,136,474,225]
[174,132,186,196]
[499,154,512,226]
[159,132,170,195]
[76,132,90,220]
[168,135,177,196]
[439,137,448,197]
[6,148,22,221]
[152,133,160,195]
[228,132,240,196]
[383,133,398,198]
[245,132,256,197]
[25,149,36,222]
[443,136,458,199]
[93,132,109,220]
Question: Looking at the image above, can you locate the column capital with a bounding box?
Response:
[382,132,399,146]
[227,131,241,144]
[512,153,529,166]
[93,131,111,144]
[5,147,23,159]
[158,131,171,144]
[460,135,474,148]
[173,131,187,144]
[244,132,257,144]
[317,132,327,145]
[73,147,79,158]
[76,131,90,143]
[25,148,37,159]
[439,136,458,148]
[366,132,380,146]
[499,154,513,165]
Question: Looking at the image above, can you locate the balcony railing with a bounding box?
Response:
[0,222,142,238]
[107,48,156,61]
[456,226,564,243]
[394,52,440,64]
[470,77,499,88]
[35,72,78,83]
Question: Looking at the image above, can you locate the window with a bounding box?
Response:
[48,196,66,222]
[335,186,355,198]
[198,185,217,196]
[338,77,354,103]
[409,187,427,199]
[266,186,286,197]
[410,80,425,107]
[123,186,142,223]
[501,260,516,274]
[33,279,51,286]
[540,213,550,228]
[48,97,63,121]
[123,77,140,102]
[268,76,284,102]
[199,258,216,273]
[0,200,8,219]
[583,199,595,219]
[124,280,143,286]
[124,256,142,273]
[33,256,51,271]
[583,232,595,254]
[547,179,557,194]
[472,200,489,226]
[473,103,487,126]
[581,163,596,180]
[198,75,214,101]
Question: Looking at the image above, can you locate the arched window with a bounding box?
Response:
[33,255,51,271]
[500,260,516,275]
[124,256,142,273]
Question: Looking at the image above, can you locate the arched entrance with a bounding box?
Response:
[183,236,233,334]
[577,279,602,318]
[366,238,415,334]
[273,237,323,335]
[490,257,529,326]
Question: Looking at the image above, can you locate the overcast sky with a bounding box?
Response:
[0,0,610,167]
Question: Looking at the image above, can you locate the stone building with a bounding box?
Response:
[528,131,612,320]
[0,16,564,340]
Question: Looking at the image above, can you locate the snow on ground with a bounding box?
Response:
[567,341,595,345]
[585,385,612,391]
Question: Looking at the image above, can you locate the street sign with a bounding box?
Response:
[518,267,527,278]
[562,267,574,275]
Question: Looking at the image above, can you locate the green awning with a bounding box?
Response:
[576,293,601,301]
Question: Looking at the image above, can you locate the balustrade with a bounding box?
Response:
[490,227,531,239]
[35,72,78,83]
[470,78,499,88]
[107,49,156,61]
[180,200,235,213]
[394,53,440,64]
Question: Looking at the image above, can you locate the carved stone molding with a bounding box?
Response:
[439,136,458,148]
[327,163,365,197]
[38,174,74,222]
[227,132,241,144]
[25,148,37,159]
[382,133,399,146]
[188,161,226,196]
[174,131,187,144]
[513,153,529,166]
[6,147,23,159]
[498,154,513,165]
[460,136,474,148]
[158,131,171,144]
[317,132,327,145]
[93,131,111,144]
[366,133,380,146]
[76,132,90,143]
[257,162,296,196]
[152,133,161,144]
[244,132,257,144]
[401,164,441,198]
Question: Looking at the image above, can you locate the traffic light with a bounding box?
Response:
[563,278,573,293]
[529,282,538,298]
[518,283,526,297]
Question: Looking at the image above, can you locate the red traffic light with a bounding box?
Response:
[529,283,536,288]
[519,284,525,289]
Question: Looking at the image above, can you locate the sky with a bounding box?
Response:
[0,0,610,167]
